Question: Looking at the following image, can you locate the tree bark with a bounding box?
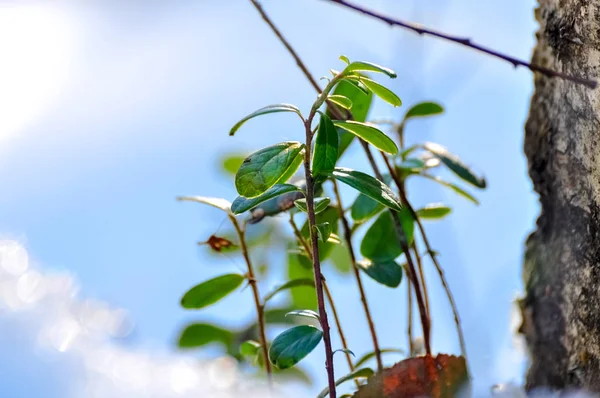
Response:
[522,0,600,392]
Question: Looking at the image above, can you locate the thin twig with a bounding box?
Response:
[331,179,383,372]
[229,215,272,385]
[407,280,414,355]
[412,243,430,319]
[288,216,358,388]
[326,0,598,89]
[380,154,468,360]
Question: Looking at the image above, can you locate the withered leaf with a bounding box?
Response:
[200,235,236,253]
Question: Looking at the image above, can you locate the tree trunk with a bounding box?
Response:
[521,0,600,392]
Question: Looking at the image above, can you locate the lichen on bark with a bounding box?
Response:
[522,0,600,391]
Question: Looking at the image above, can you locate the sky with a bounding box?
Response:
[0,1,540,397]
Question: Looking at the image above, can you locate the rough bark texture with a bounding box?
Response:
[522,0,600,391]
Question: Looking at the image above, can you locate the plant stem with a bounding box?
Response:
[380,153,468,360]
[412,243,430,318]
[288,215,357,385]
[407,279,414,355]
[326,0,597,89]
[229,215,272,385]
[331,179,383,372]
[302,119,337,397]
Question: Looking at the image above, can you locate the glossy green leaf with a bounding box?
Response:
[263,278,315,303]
[231,184,301,214]
[178,323,233,348]
[294,197,330,214]
[180,273,245,309]
[286,309,320,321]
[354,348,405,368]
[339,55,350,64]
[404,101,444,121]
[344,61,397,78]
[416,203,452,219]
[333,121,398,155]
[328,168,402,212]
[229,104,303,136]
[360,209,413,261]
[247,180,306,224]
[397,158,426,170]
[359,77,401,107]
[327,95,352,110]
[176,196,231,213]
[421,174,479,205]
[277,147,305,185]
[313,113,339,177]
[350,174,392,223]
[314,222,332,242]
[240,340,261,357]
[424,142,486,188]
[357,259,402,288]
[317,367,375,398]
[235,142,305,198]
[269,325,323,369]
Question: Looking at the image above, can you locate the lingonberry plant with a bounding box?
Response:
[176,55,486,397]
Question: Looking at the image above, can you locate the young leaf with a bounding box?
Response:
[317,367,375,398]
[339,55,350,64]
[417,203,452,220]
[404,101,444,121]
[344,61,397,78]
[354,348,405,368]
[300,206,340,262]
[263,278,315,303]
[178,323,233,349]
[314,222,332,242]
[176,196,231,213]
[269,325,323,369]
[229,104,303,136]
[180,273,245,309]
[327,95,353,110]
[231,184,302,214]
[350,174,392,223]
[333,121,398,155]
[359,77,402,107]
[421,174,479,205]
[235,141,305,198]
[357,259,403,288]
[328,167,402,212]
[313,113,339,177]
[424,142,486,188]
[327,79,372,123]
[286,309,320,321]
[294,197,331,214]
[240,340,261,357]
[333,348,355,358]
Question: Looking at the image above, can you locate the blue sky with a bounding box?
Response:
[0,1,539,396]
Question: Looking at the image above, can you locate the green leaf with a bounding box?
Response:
[359,77,402,107]
[327,95,352,110]
[339,55,350,64]
[350,174,392,223]
[294,197,331,214]
[240,340,261,357]
[397,158,426,170]
[176,196,231,213]
[229,104,303,136]
[317,367,375,398]
[286,309,320,321]
[313,114,339,177]
[314,222,332,242]
[360,209,414,261]
[333,348,355,358]
[178,323,233,348]
[247,180,306,224]
[263,278,315,303]
[180,273,245,309]
[333,121,398,155]
[417,203,452,219]
[269,325,323,369]
[221,153,246,175]
[404,101,444,121]
[231,184,301,214]
[344,61,397,78]
[328,167,402,212]
[235,142,305,198]
[300,206,340,262]
[357,259,403,288]
[421,175,479,205]
[329,242,352,274]
[424,142,486,188]
[354,348,404,368]
[288,248,318,310]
